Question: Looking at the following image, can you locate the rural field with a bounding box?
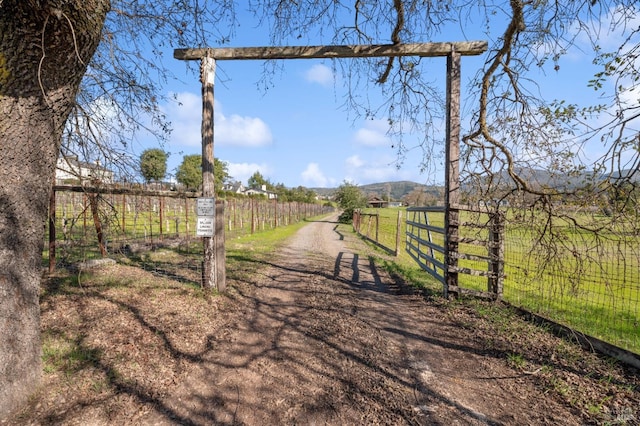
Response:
[4,211,639,424]
[357,206,640,356]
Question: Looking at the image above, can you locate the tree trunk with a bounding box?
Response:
[0,1,108,417]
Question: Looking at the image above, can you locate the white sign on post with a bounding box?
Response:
[196,197,215,217]
[196,197,215,237]
[196,217,214,237]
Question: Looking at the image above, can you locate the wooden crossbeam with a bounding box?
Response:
[174,41,488,61]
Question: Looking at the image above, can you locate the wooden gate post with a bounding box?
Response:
[444,49,461,299]
[395,210,402,256]
[488,211,505,298]
[200,56,220,291]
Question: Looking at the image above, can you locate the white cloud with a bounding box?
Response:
[163,92,272,148]
[361,165,399,182]
[162,92,202,148]
[227,162,272,185]
[353,119,390,147]
[215,102,273,147]
[345,155,364,169]
[344,154,420,185]
[301,163,328,187]
[304,64,334,87]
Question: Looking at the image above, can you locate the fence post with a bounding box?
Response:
[395,210,402,256]
[184,197,190,244]
[148,198,154,244]
[375,214,379,242]
[444,49,461,299]
[274,198,278,228]
[83,194,88,236]
[89,193,107,257]
[353,210,360,233]
[158,196,163,240]
[488,211,505,298]
[215,200,226,291]
[251,198,255,234]
[121,194,126,233]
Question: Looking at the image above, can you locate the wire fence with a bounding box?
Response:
[46,190,639,355]
[46,188,333,269]
[360,207,639,355]
[501,216,639,355]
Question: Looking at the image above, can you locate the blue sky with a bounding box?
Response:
[142,5,638,189]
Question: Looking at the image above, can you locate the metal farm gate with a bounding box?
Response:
[405,206,505,299]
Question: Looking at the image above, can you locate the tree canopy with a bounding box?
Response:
[57,1,638,211]
[247,171,272,190]
[139,148,168,183]
[334,181,367,223]
[175,155,229,192]
[272,183,318,203]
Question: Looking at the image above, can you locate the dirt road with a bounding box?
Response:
[5,213,638,425]
[141,213,629,425]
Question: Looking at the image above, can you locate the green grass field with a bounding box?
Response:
[361,207,639,355]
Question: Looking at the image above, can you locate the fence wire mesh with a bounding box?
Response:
[501,213,639,355]
[364,207,639,355]
[46,189,332,274]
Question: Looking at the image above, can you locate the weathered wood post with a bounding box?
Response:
[200,56,221,291]
[395,210,402,256]
[251,198,256,234]
[83,194,88,236]
[444,49,461,299]
[375,213,379,242]
[275,198,278,228]
[159,196,164,240]
[183,197,189,242]
[88,193,107,257]
[488,210,505,298]
[215,200,226,291]
[121,194,126,233]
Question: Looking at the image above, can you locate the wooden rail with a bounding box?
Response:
[175,42,488,61]
[406,206,505,299]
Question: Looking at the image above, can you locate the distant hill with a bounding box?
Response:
[487,167,640,190]
[311,169,638,202]
[311,181,443,201]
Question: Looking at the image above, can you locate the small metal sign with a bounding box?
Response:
[196,216,214,237]
[196,197,215,217]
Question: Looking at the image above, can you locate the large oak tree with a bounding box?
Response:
[0,1,109,414]
[1,0,638,416]
[0,0,233,415]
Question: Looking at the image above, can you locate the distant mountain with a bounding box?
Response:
[311,181,443,201]
[488,167,640,190]
[310,169,639,202]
